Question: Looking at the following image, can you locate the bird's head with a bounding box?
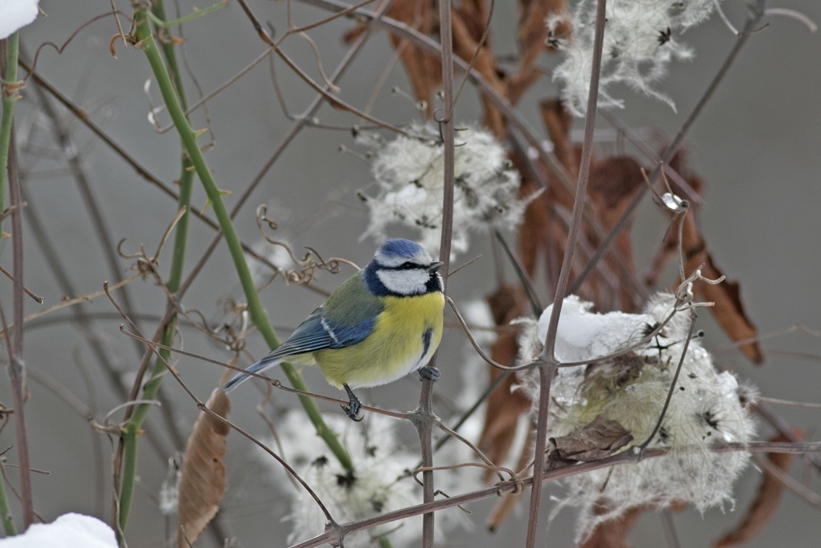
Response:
[363,239,444,297]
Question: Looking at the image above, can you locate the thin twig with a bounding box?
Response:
[104,285,338,526]
[0,265,42,304]
[756,397,821,410]
[2,109,34,528]
[16,58,295,280]
[569,0,767,294]
[291,440,821,547]
[295,0,577,193]
[526,1,607,545]
[661,508,681,548]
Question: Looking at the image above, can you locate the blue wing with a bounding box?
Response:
[220,307,376,392]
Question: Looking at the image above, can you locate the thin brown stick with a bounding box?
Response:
[295,0,577,192]
[569,0,767,293]
[0,265,42,304]
[291,441,821,548]
[2,119,33,526]
[104,284,338,527]
[16,58,293,279]
[414,0,457,541]
[118,326,413,421]
[661,508,682,548]
[526,1,607,545]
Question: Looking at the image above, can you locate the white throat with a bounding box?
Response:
[376,269,429,295]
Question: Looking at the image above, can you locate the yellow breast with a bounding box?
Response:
[314,292,444,389]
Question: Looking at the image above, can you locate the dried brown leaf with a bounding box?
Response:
[675,193,762,363]
[588,156,644,311]
[478,285,531,480]
[510,151,550,276]
[177,366,233,547]
[697,256,763,363]
[649,152,762,363]
[451,9,505,137]
[383,0,442,116]
[539,99,576,180]
[714,431,802,547]
[580,505,646,548]
[507,0,569,104]
[486,426,533,532]
[547,415,633,467]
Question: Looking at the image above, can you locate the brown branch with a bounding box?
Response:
[296,0,577,192]
[526,1,607,545]
[16,58,292,281]
[291,441,821,547]
[569,0,767,294]
[1,113,33,529]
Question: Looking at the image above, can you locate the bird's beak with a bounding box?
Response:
[427,261,444,273]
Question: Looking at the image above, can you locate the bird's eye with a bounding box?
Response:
[399,262,416,270]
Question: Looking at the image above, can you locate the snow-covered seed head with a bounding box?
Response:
[359,123,523,257]
[520,293,754,539]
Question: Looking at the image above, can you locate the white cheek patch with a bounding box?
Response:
[376,269,429,295]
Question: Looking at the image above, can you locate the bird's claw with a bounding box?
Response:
[418,366,440,382]
[341,403,364,422]
[342,384,364,422]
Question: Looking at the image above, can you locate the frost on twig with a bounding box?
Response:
[549,0,723,116]
[517,293,755,539]
[358,123,524,257]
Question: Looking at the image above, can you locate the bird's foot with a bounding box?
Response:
[418,366,441,382]
[341,384,364,422]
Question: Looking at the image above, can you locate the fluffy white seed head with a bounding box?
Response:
[359,124,523,257]
[257,411,478,547]
[515,293,754,539]
[550,0,717,116]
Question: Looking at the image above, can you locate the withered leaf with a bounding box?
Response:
[377,0,442,116]
[486,428,533,532]
[177,366,233,547]
[580,505,647,548]
[588,156,645,312]
[645,151,762,362]
[507,0,569,104]
[714,431,802,547]
[478,285,532,481]
[450,9,506,137]
[539,99,576,180]
[547,415,633,467]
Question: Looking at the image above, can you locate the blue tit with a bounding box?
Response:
[221,238,445,421]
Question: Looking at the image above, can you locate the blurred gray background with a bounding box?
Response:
[1,0,820,546]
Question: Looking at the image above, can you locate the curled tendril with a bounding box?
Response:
[212,297,252,352]
[116,206,187,279]
[673,264,725,312]
[255,205,355,286]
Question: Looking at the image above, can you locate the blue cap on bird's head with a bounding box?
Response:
[366,239,444,296]
[374,238,433,268]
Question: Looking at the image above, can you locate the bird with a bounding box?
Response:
[221,238,445,421]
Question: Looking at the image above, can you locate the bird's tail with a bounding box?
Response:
[219,356,282,393]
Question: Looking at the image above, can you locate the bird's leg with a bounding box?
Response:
[341,384,364,422]
[418,366,440,382]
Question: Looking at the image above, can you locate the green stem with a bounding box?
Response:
[146,0,228,29]
[117,3,196,538]
[0,461,17,536]
[0,33,20,212]
[133,8,353,470]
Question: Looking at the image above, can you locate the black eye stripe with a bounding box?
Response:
[384,261,422,271]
